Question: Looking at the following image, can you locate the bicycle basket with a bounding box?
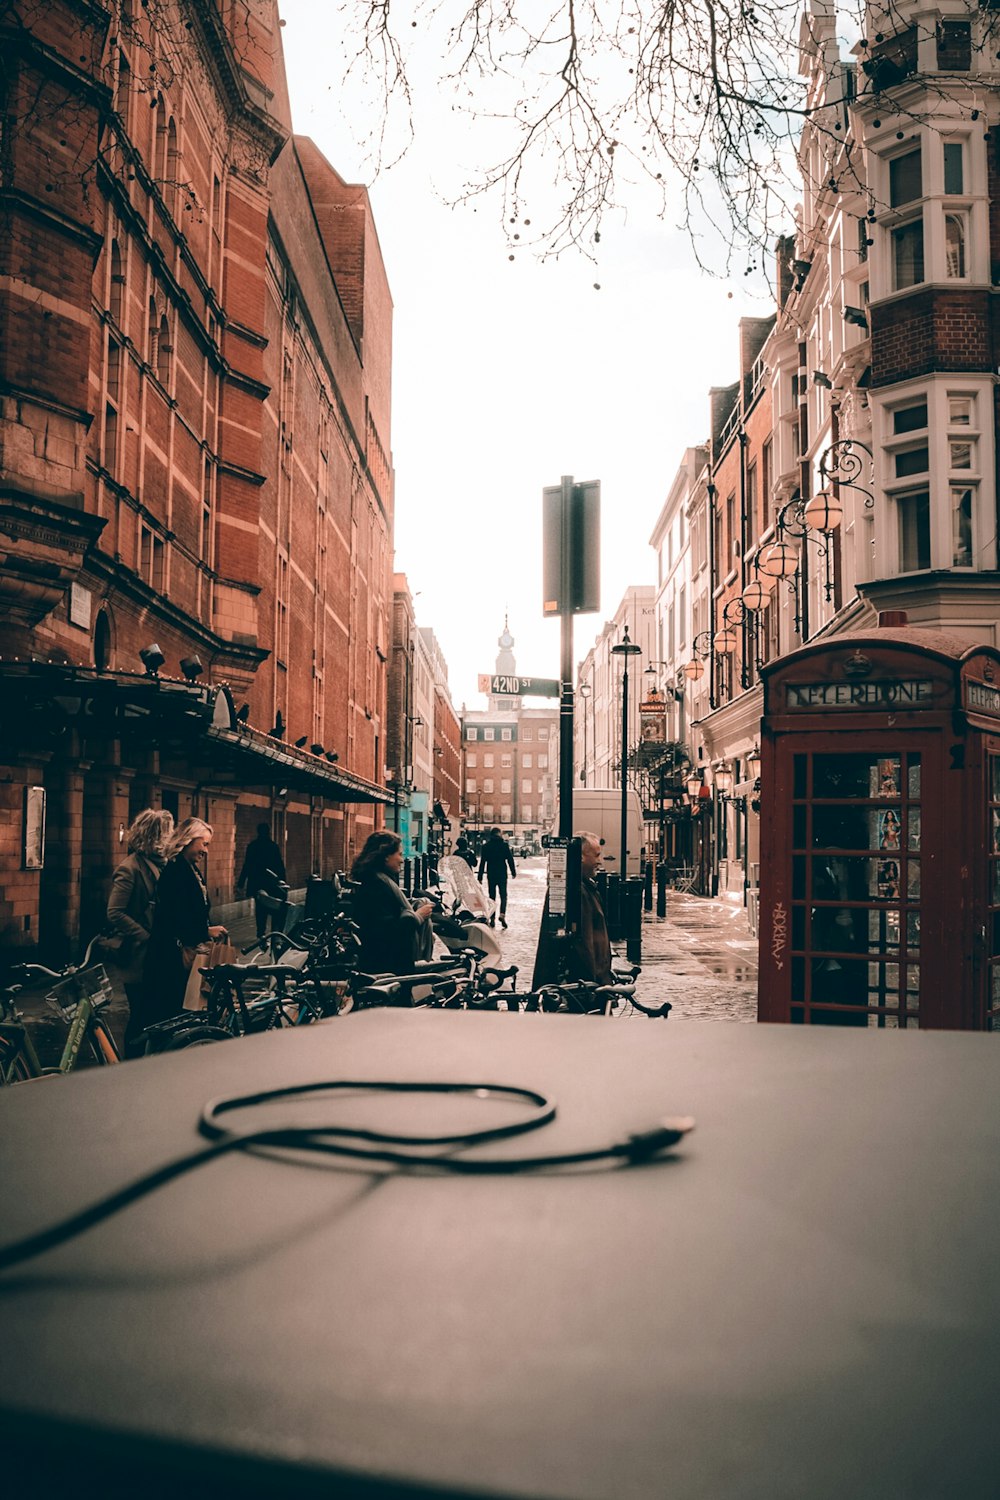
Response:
[45,965,114,1017]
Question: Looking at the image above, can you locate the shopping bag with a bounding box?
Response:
[182,939,240,1011]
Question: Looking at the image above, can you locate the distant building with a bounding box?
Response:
[461,623,558,847]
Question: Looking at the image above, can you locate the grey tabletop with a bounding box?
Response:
[1,1012,999,1499]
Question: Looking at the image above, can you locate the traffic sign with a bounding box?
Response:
[478,674,560,697]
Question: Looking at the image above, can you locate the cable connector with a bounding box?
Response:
[621,1116,696,1162]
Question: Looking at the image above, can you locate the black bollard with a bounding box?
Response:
[605,873,622,941]
[656,861,667,918]
[643,860,653,912]
[624,878,643,963]
[403,857,412,896]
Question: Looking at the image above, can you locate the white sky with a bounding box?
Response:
[277,1,773,708]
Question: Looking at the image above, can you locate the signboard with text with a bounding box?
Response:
[785,679,935,710]
[478,674,560,698]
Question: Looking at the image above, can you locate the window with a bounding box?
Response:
[892,220,924,289]
[944,142,964,196]
[949,397,972,426]
[523,754,533,769]
[466,753,477,768]
[466,778,477,793]
[898,490,931,571]
[522,728,533,740]
[938,20,971,71]
[500,806,512,822]
[945,214,966,278]
[483,779,494,794]
[467,728,478,740]
[501,729,512,741]
[746,464,758,549]
[139,524,165,591]
[538,754,549,769]
[950,440,972,470]
[109,240,125,326]
[500,754,512,768]
[895,445,929,478]
[483,805,494,820]
[522,806,532,822]
[484,728,495,741]
[952,487,973,566]
[522,779,532,794]
[894,402,928,434]
[483,753,494,768]
[501,780,511,795]
[538,728,548,740]
[156,313,171,386]
[889,148,922,207]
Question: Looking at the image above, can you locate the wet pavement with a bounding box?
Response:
[9,857,758,1071]
[469,856,758,1023]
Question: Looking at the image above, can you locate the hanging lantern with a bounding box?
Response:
[685,774,703,799]
[742,577,768,611]
[714,765,734,794]
[760,539,800,578]
[713,626,737,653]
[803,489,844,531]
[683,657,705,681]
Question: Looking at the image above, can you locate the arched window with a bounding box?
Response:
[147,296,158,367]
[157,312,171,386]
[94,609,113,672]
[154,97,168,183]
[109,240,124,325]
[165,117,179,214]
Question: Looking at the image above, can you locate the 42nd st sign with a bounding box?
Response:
[478,674,560,698]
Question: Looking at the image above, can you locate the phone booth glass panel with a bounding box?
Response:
[759,631,1000,1030]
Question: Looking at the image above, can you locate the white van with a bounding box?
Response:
[550,789,645,878]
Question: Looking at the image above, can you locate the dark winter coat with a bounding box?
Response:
[478,834,516,881]
[238,835,286,895]
[353,871,426,975]
[106,852,164,983]
[141,856,213,1024]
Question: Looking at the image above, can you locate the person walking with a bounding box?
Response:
[478,826,516,928]
[140,818,228,1042]
[237,821,287,941]
[350,831,435,974]
[106,808,174,1058]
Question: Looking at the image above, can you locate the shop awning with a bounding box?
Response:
[0,661,392,805]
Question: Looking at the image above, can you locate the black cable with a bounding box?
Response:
[0,1079,694,1273]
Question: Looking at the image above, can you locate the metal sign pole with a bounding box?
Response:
[559,475,574,840]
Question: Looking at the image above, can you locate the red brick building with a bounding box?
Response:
[0,0,392,956]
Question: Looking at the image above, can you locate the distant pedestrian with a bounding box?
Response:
[106,807,174,1058]
[478,826,516,928]
[453,836,476,868]
[237,822,287,940]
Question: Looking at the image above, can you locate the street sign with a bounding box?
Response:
[478,674,560,697]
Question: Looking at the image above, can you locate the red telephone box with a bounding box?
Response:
[758,628,1000,1029]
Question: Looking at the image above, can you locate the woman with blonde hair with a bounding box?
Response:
[140,817,228,1043]
[107,808,174,1057]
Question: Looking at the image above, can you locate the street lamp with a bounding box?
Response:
[611,625,642,877]
[579,682,592,786]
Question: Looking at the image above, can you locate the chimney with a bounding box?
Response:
[878,611,908,628]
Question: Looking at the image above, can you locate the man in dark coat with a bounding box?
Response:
[237,822,287,940]
[477,827,516,928]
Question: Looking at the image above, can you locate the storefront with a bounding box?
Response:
[758,628,1000,1029]
[0,661,391,960]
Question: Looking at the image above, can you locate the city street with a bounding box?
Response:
[460,855,758,1023]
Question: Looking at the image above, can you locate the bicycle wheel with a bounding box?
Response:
[159,1023,231,1051]
[2,1045,36,1085]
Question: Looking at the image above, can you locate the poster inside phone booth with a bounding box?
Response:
[758,629,1000,1030]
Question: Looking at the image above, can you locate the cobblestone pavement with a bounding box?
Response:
[466,856,759,1023]
[10,857,758,1072]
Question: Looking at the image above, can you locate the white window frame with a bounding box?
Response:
[873,378,993,572]
[871,125,987,297]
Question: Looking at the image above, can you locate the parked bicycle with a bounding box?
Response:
[1,937,121,1084]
